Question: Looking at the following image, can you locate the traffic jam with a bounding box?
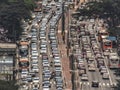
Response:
[17,2,64,90]
[70,18,119,90]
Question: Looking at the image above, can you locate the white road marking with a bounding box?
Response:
[107,83,110,86]
[103,83,105,86]
[87,82,90,85]
[83,82,86,85]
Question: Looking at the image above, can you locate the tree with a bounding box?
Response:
[77,0,120,27]
[0,80,19,90]
[0,0,32,42]
[115,80,120,90]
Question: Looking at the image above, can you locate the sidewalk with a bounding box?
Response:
[58,30,72,90]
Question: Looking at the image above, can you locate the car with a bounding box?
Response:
[97,61,104,68]
[40,34,46,39]
[31,37,37,42]
[42,62,50,67]
[32,50,39,56]
[56,78,63,88]
[100,67,107,74]
[43,80,51,85]
[55,67,62,72]
[26,75,32,82]
[40,48,47,53]
[43,74,51,80]
[88,64,96,71]
[40,44,47,48]
[43,69,51,75]
[42,54,48,59]
[33,77,39,83]
[21,78,28,83]
[21,69,28,78]
[91,81,99,87]
[54,61,61,67]
[78,63,85,69]
[42,59,49,63]
[31,60,38,66]
[81,74,88,81]
[43,87,50,90]
[31,43,37,50]
[79,69,86,76]
[102,72,109,79]
[19,45,28,57]
[56,87,63,90]
[31,66,39,73]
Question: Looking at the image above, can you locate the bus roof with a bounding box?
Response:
[99,29,107,33]
[106,36,116,41]
[109,53,119,59]
[109,55,119,59]
[19,58,28,61]
[101,35,109,39]
[0,43,16,49]
[19,41,29,45]
[102,39,111,42]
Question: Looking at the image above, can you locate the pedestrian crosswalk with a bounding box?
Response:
[79,82,117,87]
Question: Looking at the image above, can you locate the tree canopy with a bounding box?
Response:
[0,80,19,90]
[0,0,35,42]
[75,0,120,35]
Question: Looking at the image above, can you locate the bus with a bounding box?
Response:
[101,39,112,50]
[19,45,28,57]
[19,57,29,69]
[108,52,120,69]
[34,1,42,12]
[19,39,29,46]
[98,29,109,42]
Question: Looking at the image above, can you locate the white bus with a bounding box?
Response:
[108,52,120,69]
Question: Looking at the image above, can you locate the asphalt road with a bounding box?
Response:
[69,18,118,90]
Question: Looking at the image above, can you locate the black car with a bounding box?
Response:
[91,81,99,87]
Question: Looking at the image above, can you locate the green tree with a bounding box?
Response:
[0,80,19,90]
[0,0,32,41]
[115,80,120,90]
[77,0,120,27]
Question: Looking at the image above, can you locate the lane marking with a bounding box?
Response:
[107,83,110,86]
[103,83,105,86]
[87,82,90,85]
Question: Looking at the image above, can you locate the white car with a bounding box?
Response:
[31,61,38,66]
[81,74,88,81]
[54,61,61,67]
[32,50,38,56]
[88,64,96,71]
[21,69,28,78]
[32,66,39,73]
[100,68,107,74]
[33,77,39,83]
[40,48,47,53]
[42,62,50,67]
[102,73,109,79]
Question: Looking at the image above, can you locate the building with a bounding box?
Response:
[0,43,16,80]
